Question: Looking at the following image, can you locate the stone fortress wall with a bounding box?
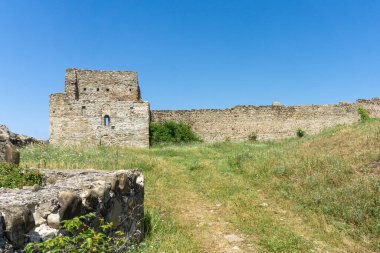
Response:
[151,98,380,143]
[50,68,380,146]
[50,69,150,148]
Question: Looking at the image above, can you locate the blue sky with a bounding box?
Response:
[0,0,379,139]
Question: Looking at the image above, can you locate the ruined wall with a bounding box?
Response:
[0,169,144,251]
[50,69,150,148]
[0,125,20,165]
[151,98,380,143]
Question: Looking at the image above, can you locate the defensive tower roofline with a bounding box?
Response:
[150,97,380,112]
[66,68,138,74]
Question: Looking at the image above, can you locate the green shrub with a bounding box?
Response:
[248,132,258,142]
[296,129,305,138]
[0,163,43,188]
[25,213,130,253]
[358,107,370,122]
[149,121,201,145]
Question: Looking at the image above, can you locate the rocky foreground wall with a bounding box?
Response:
[0,124,43,165]
[0,169,144,252]
[0,125,20,165]
[151,98,380,142]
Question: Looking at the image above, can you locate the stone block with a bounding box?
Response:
[4,144,19,165]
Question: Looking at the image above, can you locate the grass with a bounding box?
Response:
[136,209,201,252]
[20,119,380,252]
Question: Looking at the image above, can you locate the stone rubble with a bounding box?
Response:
[224,234,244,243]
[0,124,43,165]
[0,169,144,252]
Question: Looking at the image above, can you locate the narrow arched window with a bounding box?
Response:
[104,115,110,126]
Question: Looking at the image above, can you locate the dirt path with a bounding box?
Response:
[148,158,258,252]
[173,190,258,253]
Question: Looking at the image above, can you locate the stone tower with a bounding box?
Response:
[49,69,150,148]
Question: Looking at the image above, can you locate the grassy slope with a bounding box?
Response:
[21,120,380,252]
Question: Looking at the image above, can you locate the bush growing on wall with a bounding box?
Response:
[248,132,258,142]
[357,107,370,122]
[149,121,201,145]
[296,129,306,138]
[25,213,129,253]
[0,163,43,188]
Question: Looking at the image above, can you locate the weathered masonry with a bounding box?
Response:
[50,68,380,146]
[0,169,144,251]
[50,69,150,147]
[151,98,380,142]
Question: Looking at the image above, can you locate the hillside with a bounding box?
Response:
[21,120,380,252]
